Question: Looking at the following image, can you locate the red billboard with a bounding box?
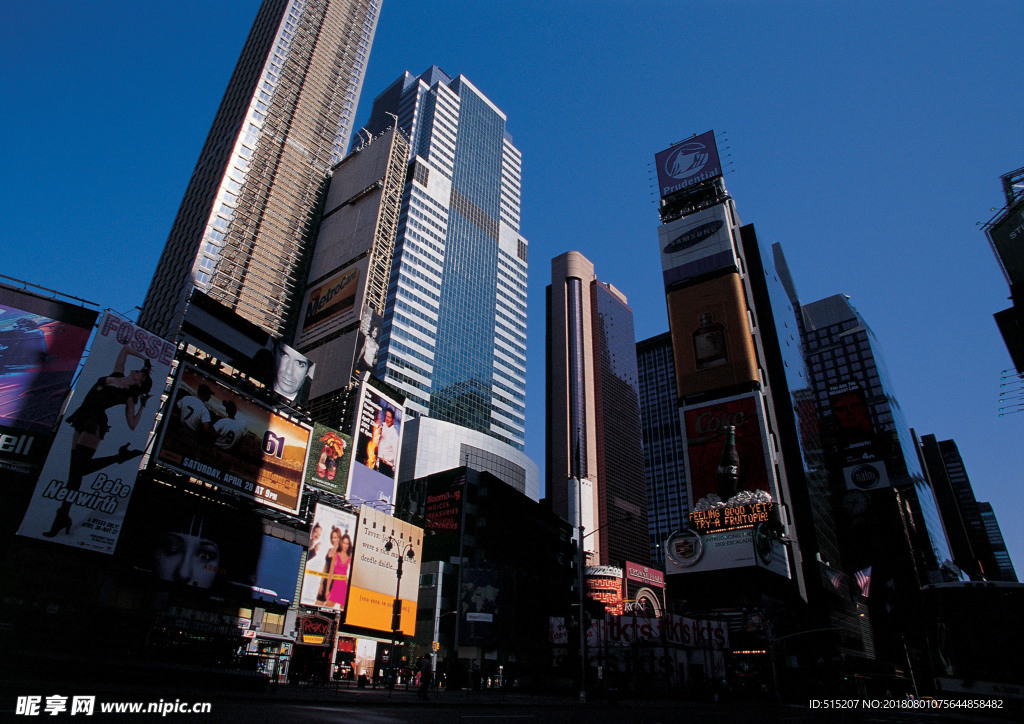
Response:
[682,392,776,512]
[156,365,310,513]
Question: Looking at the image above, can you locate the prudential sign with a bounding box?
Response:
[655,130,723,198]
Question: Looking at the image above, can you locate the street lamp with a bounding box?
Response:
[384,534,416,691]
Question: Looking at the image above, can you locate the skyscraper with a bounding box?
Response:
[140,0,382,340]
[360,68,528,451]
[547,251,649,567]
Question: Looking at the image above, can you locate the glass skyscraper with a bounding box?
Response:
[140,0,382,340]
[360,68,528,450]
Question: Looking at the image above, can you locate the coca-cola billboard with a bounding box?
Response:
[682,392,776,511]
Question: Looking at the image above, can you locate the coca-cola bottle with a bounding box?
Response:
[716,425,740,502]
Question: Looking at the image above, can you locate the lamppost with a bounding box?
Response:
[384,534,416,691]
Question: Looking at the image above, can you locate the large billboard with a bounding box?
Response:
[156,365,310,514]
[658,203,738,289]
[828,382,890,491]
[17,313,173,554]
[460,565,499,646]
[664,526,790,579]
[988,199,1024,289]
[179,291,315,407]
[122,478,264,596]
[295,261,365,349]
[344,506,422,636]
[682,392,777,512]
[666,272,758,398]
[302,423,352,496]
[0,286,97,475]
[348,381,403,508]
[299,503,359,611]
[654,130,723,198]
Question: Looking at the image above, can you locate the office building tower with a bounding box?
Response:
[636,332,689,565]
[359,67,528,451]
[978,502,1018,581]
[140,0,382,340]
[547,251,649,567]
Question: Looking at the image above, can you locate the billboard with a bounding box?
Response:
[666,272,758,398]
[460,565,499,646]
[156,365,310,514]
[654,130,723,198]
[295,261,364,349]
[253,535,303,605]
[353,304,384,380]
[300,503,359,611]
[17,312,174,553]
[344,506,423,636]
[658,203,737,289]
[828,382,890,491]
[179,291,314,407]
[303,423,352,495]
[122,478,263,595]
[665,526,790,579]
[624,560,666,589]
[682,392,776,513]
[585,566,624,615]
[348,381,403,508]
[988,199,1024,289]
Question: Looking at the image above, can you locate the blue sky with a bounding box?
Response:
[3,1,1022,578]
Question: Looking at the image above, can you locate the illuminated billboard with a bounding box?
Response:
[585,566,624,615]
[682,392,777,513]
[0,286,97,475]
[156,365,310,514]
[17,312,174,554]
[624,560,665,589]
[299,503,358,611]
[347,381,403,508]
[666,272,758,398]
[295,261,364,349]
[302,423,352,496]
[658,203,737,289]
[988,199,1024,289]
[654,130,723,198]
[828,382,890,491]
[344,506,422,636]
[664,526,790,579]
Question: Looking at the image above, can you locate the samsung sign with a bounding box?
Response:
[655,130,723,198]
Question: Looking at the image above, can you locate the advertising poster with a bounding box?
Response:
[460,565,499,646]
[666,272,758,399]
[352,304,384,380]
[122,478,263,596]
[654,129,723,198]
[179,291,314,408]
[295,262,363,349]
[344,506,422,636]
[299,503,358,611]
[0,286,97,475]
[828,382,890,491]
[156,365,310,514]
[664,526,790,580]
[17,312,174,554]
[657,203,737,289]
[303,423,352,495]
[682,392,776,511]
[348,382,403,508]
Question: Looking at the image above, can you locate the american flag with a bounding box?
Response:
[855,567,872,598]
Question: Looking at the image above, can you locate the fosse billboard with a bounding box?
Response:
[654,130,723,198]
[0,285,97,475]
[156,365,310,514]
[17,312,174,553]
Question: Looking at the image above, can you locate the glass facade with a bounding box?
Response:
[366,68,528,450]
